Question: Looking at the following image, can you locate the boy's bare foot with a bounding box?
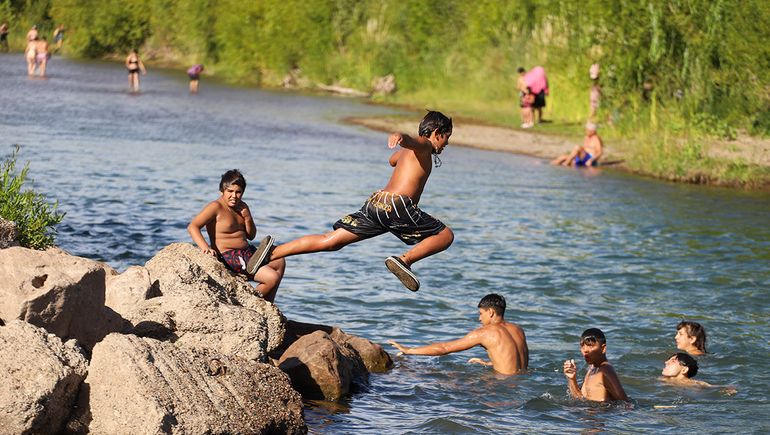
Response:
[246,235,274,275]
[385,256,420,292]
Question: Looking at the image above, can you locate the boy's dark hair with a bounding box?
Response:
[673,352,699,378]
[677,321,707,353]
[580,328,606,345]
[418,110,452,138]
[517,67,526,74]
[219,169,246,192]
[478,293,506,316]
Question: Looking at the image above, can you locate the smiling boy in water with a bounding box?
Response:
[563,328,629,402]
[255,111,455,292]
[388,294,529,375]
[660,352,737,394]
[188,169,284,302]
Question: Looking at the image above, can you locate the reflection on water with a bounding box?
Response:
[1,54,769,434]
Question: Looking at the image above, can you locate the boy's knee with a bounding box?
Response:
[442,227,455,246]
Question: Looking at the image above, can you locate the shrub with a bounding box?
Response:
[0,146,65,249]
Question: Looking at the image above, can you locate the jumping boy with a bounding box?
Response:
[388,293,529,375]
[254,111,455,292]
[675,320,707,356]
[188,169,284,302]
[563,328,629,402]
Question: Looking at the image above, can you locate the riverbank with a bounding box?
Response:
[344,113,770,189]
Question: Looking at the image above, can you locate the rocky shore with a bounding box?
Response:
[0,224,392,434]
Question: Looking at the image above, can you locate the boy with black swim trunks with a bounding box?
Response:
[188,169,284,302]
[256,111,454,291]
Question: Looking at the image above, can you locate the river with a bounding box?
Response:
[1,54,769,434]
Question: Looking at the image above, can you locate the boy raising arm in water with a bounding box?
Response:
[188,169,284,302]
[563,328,629,402]
[258,111,455,292]
[388,294,529,375]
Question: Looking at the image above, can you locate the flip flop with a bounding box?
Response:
[246,235,274,275]
[385,256,420,292]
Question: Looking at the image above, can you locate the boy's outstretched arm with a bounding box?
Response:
[188,202,218,256]
[388,132,432,153]
[388,330,483,357]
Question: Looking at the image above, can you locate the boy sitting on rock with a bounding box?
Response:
[188,169,283,302]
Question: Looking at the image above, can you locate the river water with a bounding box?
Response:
[1,55,769,434]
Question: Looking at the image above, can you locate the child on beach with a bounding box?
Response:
[520,87,535,129]
[389,294,528,375]
[188,169,285,302]
[254,111,455,292]
[675,320,707,356]
[563,328,629,402]
[550,122,603,167]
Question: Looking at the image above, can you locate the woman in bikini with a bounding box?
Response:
[125,49,146,92]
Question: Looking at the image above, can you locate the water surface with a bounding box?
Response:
[1,55,769,434]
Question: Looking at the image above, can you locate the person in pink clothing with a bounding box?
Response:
[524,66,549,124]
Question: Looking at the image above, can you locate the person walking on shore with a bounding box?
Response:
[53,24,65,52]
[524,66,549,124]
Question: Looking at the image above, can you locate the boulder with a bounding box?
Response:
[0,320,88,434]
[104,265,159,314]
[0,217,19,248]
[81,334,305,434]
[114,243,286,361]
[0,246,123,351]
[278,330,356,401]
[274,320,393,373]
[330,328,393,373]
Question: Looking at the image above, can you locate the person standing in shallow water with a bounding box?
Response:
[389,294,529,375]
[187,64,204,94]
[249,111,455,292]
[0,23,9,53]
[125,49,146,92]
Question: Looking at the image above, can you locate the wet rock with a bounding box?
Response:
[0,217,19,248]
[0,320,88,434]
[275,320,393,373]
[278,330,356,401]
[0,246,124,351]
[82,333,305,434]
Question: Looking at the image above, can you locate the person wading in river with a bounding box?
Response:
[389,294,529,375]
[250,111,455,292]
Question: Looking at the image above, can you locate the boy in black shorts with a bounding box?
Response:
[255,111,454,291]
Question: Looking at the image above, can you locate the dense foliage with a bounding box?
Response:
[0,146,65,249]
[3,0,766,135]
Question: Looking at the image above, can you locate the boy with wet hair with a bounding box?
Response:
[258,111,455,292]
[563,328,629,402]
[188,169,284,302]
[675,320,707,355]
[388,293,529,375]
[660,352,737,393]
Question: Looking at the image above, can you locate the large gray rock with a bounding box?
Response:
[0,320,88,434]
[82,334,305,434]
[104,265,159,315]
[0,218,19,248]
[115,243,286,362]
[0,247,123,351]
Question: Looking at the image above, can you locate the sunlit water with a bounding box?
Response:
[1,55,769,434]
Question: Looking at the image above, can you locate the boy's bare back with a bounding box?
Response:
[478,321,529,374]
